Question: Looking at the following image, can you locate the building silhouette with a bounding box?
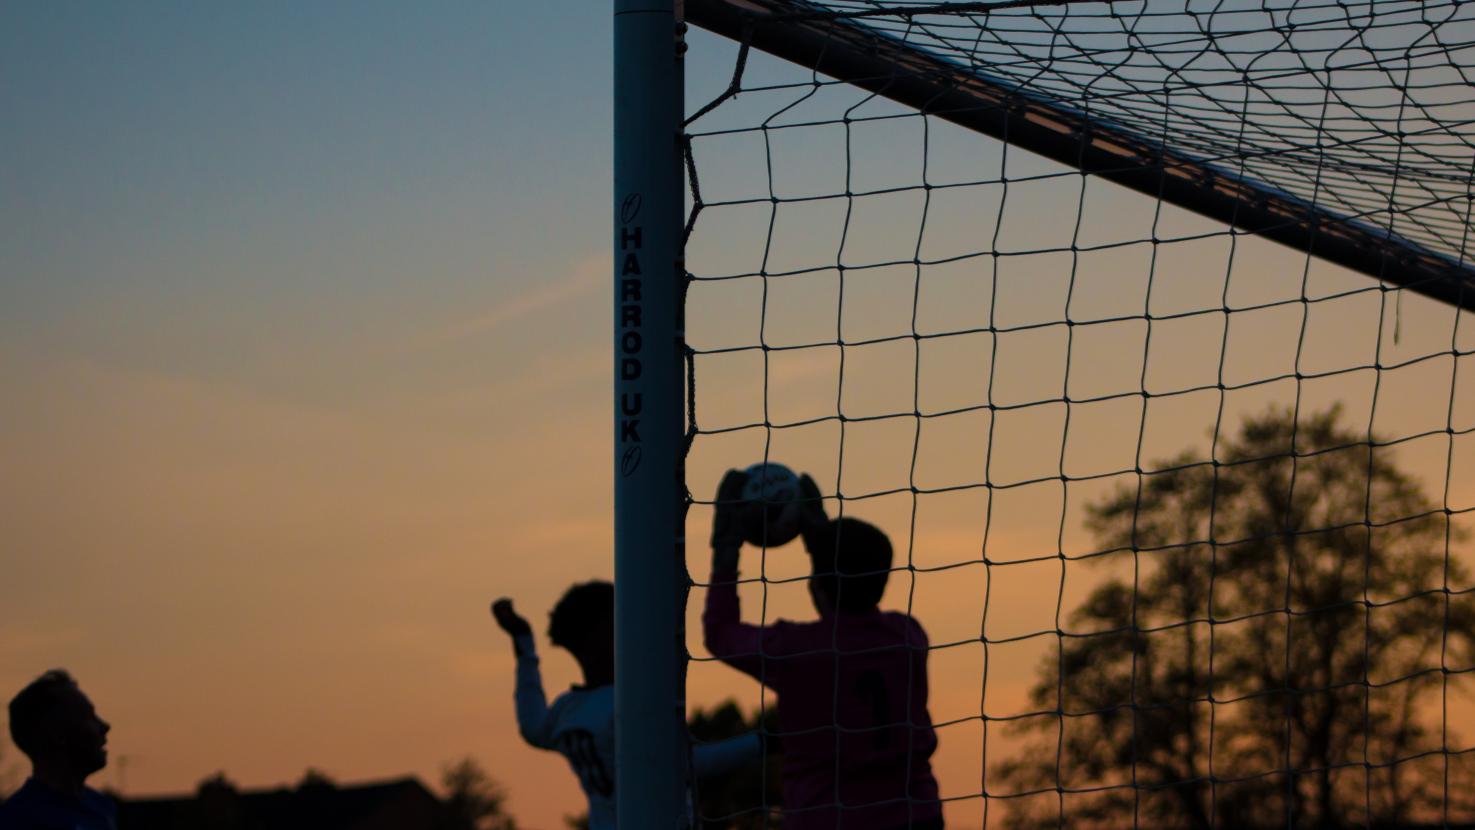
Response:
[115,775,450,830]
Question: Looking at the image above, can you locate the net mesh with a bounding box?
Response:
[747,0,1475,266]
[679,1,1475,826]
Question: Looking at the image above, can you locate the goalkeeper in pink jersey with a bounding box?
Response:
[704,470,944,830]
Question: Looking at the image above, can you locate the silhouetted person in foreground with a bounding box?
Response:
[0,669,116,830]
[492,581,758,829]
[705,471,943,830]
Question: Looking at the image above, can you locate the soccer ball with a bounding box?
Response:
[740,462,804,547]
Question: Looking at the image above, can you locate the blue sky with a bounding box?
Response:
[2,2,612,380]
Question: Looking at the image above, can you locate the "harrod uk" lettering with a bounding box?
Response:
[618,193,645,474]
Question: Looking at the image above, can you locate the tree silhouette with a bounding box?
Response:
[295,768,336,790]
[193,771,245,830]
[689,701,781,829]
[440,757,517,830]
[993,407,1475,829]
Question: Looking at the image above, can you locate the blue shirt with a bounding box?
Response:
[0,778,116,830]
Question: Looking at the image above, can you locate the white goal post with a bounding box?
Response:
[613,1,689,827]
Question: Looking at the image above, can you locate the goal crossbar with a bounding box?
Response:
[686,0,1475,310]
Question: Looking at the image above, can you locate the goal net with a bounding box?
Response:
[673,1,1475,827]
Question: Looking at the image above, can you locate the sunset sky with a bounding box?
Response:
[3,3,1473,829]
[2,4,619,826]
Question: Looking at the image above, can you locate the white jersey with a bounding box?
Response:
[511,635,761,829]
[513,635,618,829]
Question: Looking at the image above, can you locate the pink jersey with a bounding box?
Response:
[704,565,942,830]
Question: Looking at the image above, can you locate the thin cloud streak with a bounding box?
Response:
[423,254,605,347]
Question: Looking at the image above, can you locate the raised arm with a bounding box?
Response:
[692,732,763,779]
[491,599,557,749]
[701,469,768,676]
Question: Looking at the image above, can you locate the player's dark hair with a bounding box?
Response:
[806,517,893,612]
[9,669,78,759]
[549,581,614,650]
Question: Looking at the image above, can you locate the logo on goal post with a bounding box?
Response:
[620,192,642,225]
[621,445,642,478]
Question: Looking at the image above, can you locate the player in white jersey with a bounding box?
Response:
[493,581,760,829]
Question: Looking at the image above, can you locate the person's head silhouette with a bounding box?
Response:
[548,580,614,686]
[9,669,110,793]
[803,516,893,617]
